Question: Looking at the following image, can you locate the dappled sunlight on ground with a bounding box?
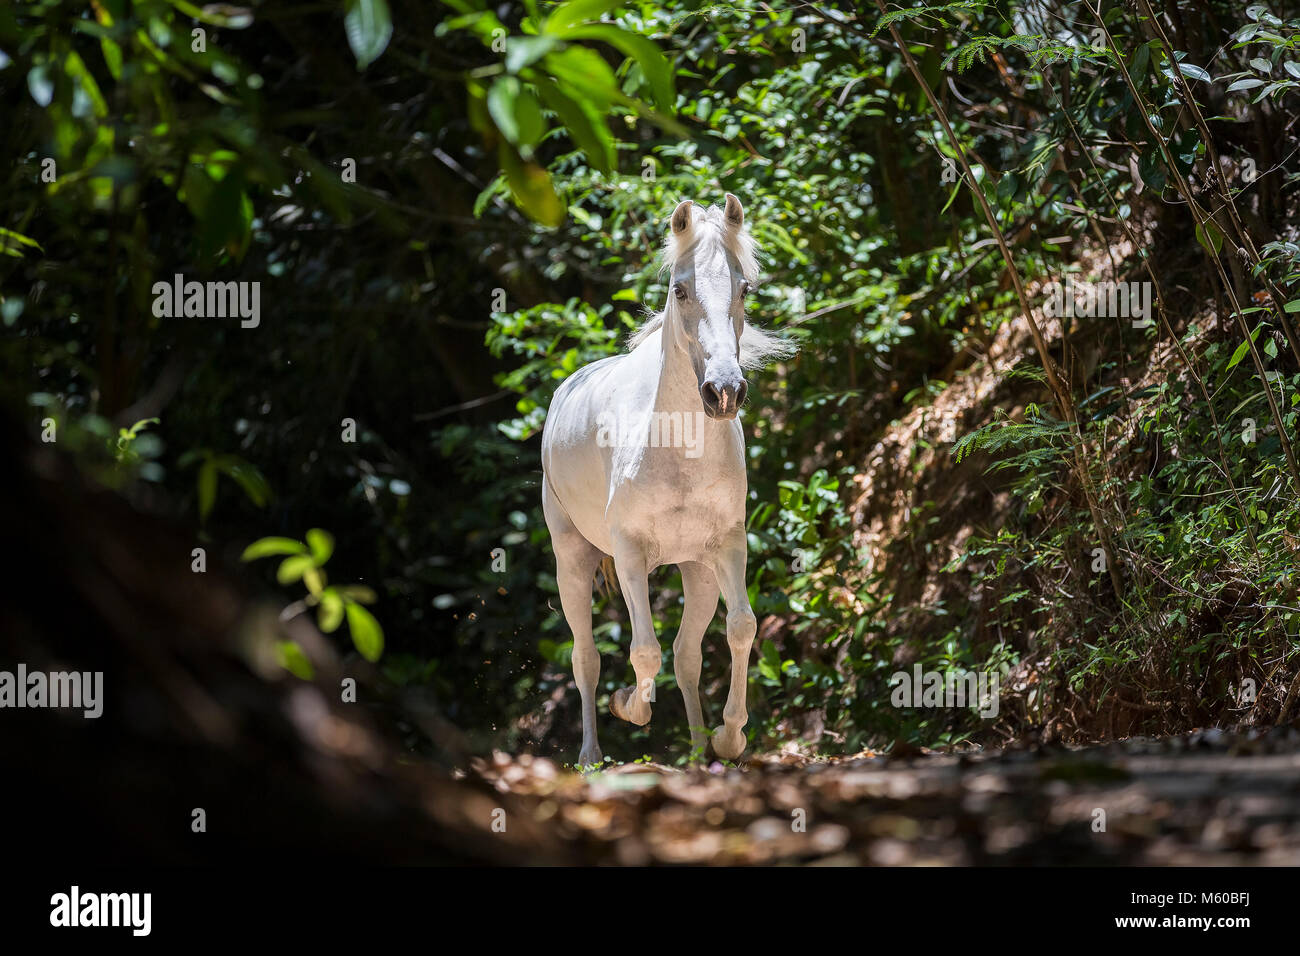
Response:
[466,727,1300,864]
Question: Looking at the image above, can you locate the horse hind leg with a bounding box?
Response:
[543,479,605,767]
[607,537,660,727]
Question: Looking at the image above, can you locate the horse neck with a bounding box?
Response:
[654,309,703,416]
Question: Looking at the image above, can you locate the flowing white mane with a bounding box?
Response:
[627,202,796,370]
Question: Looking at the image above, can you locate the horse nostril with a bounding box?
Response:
[736,381,748,407]
[701,383,721,409]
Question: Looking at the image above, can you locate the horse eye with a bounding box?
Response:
[673,283,687,301]
[739,280,751,296]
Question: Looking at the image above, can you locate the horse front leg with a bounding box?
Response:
[709,529,756,760]
[608,537,661,727]
[674,561,719,760]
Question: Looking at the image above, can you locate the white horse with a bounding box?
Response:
[541,194,793,765]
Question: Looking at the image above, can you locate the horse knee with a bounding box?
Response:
[630,644,661,676]
[571,651,599,690]
[728,608,759,655]
[725,608,756,649]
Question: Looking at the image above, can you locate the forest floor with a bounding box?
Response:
[467,726,1300,864]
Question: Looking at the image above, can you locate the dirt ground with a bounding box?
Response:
[466,725,1300,864]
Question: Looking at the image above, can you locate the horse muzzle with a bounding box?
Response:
[700,379,748,420]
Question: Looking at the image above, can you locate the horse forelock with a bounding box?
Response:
[661,203,758,286]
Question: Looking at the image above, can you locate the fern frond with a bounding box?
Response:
[953,406,1069,464]
[943,34,1117,73]
[872,2,993,37]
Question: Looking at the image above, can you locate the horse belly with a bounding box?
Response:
[545,460,617,554]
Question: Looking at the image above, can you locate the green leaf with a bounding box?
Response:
[166,1,254,28]
[220,459,271,508]
[996,171,1018,202]
[64,51,107,117]
[564,24,676,111]
[241,537,308,561]
[1138,148,1166,191]
[544,0,626,35]
[1226,325,1262,370]
[505,35,559,73]
[1252,6,1283,26]
[1195,220,1223,256]
[306,528,335,565]
[534,77,615,173]
[275,640,314,680]
[302,567,324,596]
[193,168,253,261]
[499,141,565,226]
[98,36,123,79]
[1227,77,1266,92]
[509,82,546,149]
[0,228,43,257]
[27,64,53,107]
[488,77,521,145]
[277,554,315,584]
[337,584,378,603]
[344,0,393,70]
[543,46,618,110]
[1130,42,1150,85]
[1164,60,1211,83]
[197,459,218,522]
[318,589,345,633]
[345,602,385,661]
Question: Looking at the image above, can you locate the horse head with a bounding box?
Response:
[664,194,754,420]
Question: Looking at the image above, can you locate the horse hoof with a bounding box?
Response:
[610,686,651,725]
[577,746,603,769]
[609,686,633,721]
[711,725,745,760]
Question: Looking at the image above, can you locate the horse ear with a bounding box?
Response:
[670,200,693,235]
[723,193,744,228]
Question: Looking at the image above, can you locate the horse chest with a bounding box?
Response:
[610,452,745,559]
